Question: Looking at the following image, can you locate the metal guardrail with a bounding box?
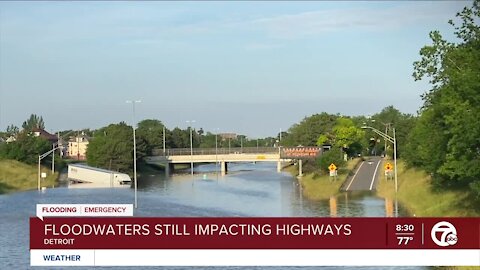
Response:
[152,147,279,156]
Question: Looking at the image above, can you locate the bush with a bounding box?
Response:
[316,148,346,174]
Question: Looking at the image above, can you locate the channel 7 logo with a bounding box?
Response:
[431,221,458,247]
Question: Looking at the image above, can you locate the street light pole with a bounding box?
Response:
[393,128,397,193]
[186,120,196,178]
[362,124,398,217]
[215,128,219,180]
[38,146,59,191]
[163,125,166,155]
[361,125,398,201]
[127,100,141,209]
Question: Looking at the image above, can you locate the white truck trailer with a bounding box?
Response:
[68,164,131,188]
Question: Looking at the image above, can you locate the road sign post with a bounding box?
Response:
[329,163,337,182]
[384,162,394,180]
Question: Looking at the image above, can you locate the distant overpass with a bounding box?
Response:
[145,147,321,175]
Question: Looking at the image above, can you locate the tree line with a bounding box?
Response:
[403,0,480,198]
[1,1,478,199]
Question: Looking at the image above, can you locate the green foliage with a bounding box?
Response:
[407,0,480,195]
[6,125,19,136]
[21,114,45,131]
[86,122,144,174]
[316,134,329,146]
[313,117,365,157]
[0,133,51,164]
[282,112,339,147]
[199,132,217,148]
[136,119,165,155]
[332,118,365,149]
[369,106,417,157]
[316,148,346,174]
[170,127,190,148]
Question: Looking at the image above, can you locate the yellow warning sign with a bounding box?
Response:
[385,163,393,171]
[329,163,337,171]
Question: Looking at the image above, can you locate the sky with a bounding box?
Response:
[0,1,470,138]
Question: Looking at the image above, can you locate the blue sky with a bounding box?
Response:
[0,1,469,137]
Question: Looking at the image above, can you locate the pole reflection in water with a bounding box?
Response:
[385,197,394,217]
[329,196,337,217]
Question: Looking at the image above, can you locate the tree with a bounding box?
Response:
[369,106,417,157]
[22,114,45,131]
[0,132,51,164]
[316,147,346,174]
[282,113,339,147]
[408,0,480,197]
[169,128,185,148]
[6,125,19,136]
[86,122,146,174]
[332,118,365,150]
[136,119,165,155]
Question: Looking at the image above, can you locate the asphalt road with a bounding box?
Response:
[343,156,382,191]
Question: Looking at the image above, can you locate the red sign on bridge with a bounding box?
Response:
[281,147,322,159]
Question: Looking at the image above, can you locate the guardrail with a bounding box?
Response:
[152,147,279,156]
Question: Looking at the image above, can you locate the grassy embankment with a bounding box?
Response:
[0,159,58,194]
[286,158,362,201]
[376,160,479,217]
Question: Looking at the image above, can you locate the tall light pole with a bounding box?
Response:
[38,146,59,191]
[163,125,166,155]
[361,125,397,192]
[186,120,196,178]
[240,136,243,153]
[127,100,141,209]
[215,128,219,180]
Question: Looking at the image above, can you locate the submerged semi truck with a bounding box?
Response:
[67,164,131,188]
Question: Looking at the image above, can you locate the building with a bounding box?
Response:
[31,128,58,144]
[5,135,16,143]
[218,133,237,141]
[67,134,89,160]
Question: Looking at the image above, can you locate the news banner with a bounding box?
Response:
[31,204,480,266]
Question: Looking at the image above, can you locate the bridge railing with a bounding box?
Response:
[152,147,279,156]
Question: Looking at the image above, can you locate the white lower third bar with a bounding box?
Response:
[31,249,480,266]
[31,249,94,266]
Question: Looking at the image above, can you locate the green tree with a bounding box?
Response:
[6,125,19,136]
[86,122,146,174]
[170,127,190,148]
[0,132,51,164]
[22,114,45,131]
[407,0,480,197]
[316,148,346,174]
[136,119,166,155]
[332,118,365,150]
[369,106,417,157]
[282,113,339,147]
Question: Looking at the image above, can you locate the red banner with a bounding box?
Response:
[30,217,479,250]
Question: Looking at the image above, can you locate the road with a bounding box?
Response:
[342,156,382,191]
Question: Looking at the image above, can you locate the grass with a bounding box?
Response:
[286,158,362,201]
[0,159,58,194]
[376,160,479,217]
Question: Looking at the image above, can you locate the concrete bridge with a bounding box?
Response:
[145,147,321,176]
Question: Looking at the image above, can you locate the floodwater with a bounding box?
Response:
[0,162,424,269]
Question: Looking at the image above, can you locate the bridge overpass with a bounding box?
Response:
[145,147,321,176]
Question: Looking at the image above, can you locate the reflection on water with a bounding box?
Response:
[0,162,421,269]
